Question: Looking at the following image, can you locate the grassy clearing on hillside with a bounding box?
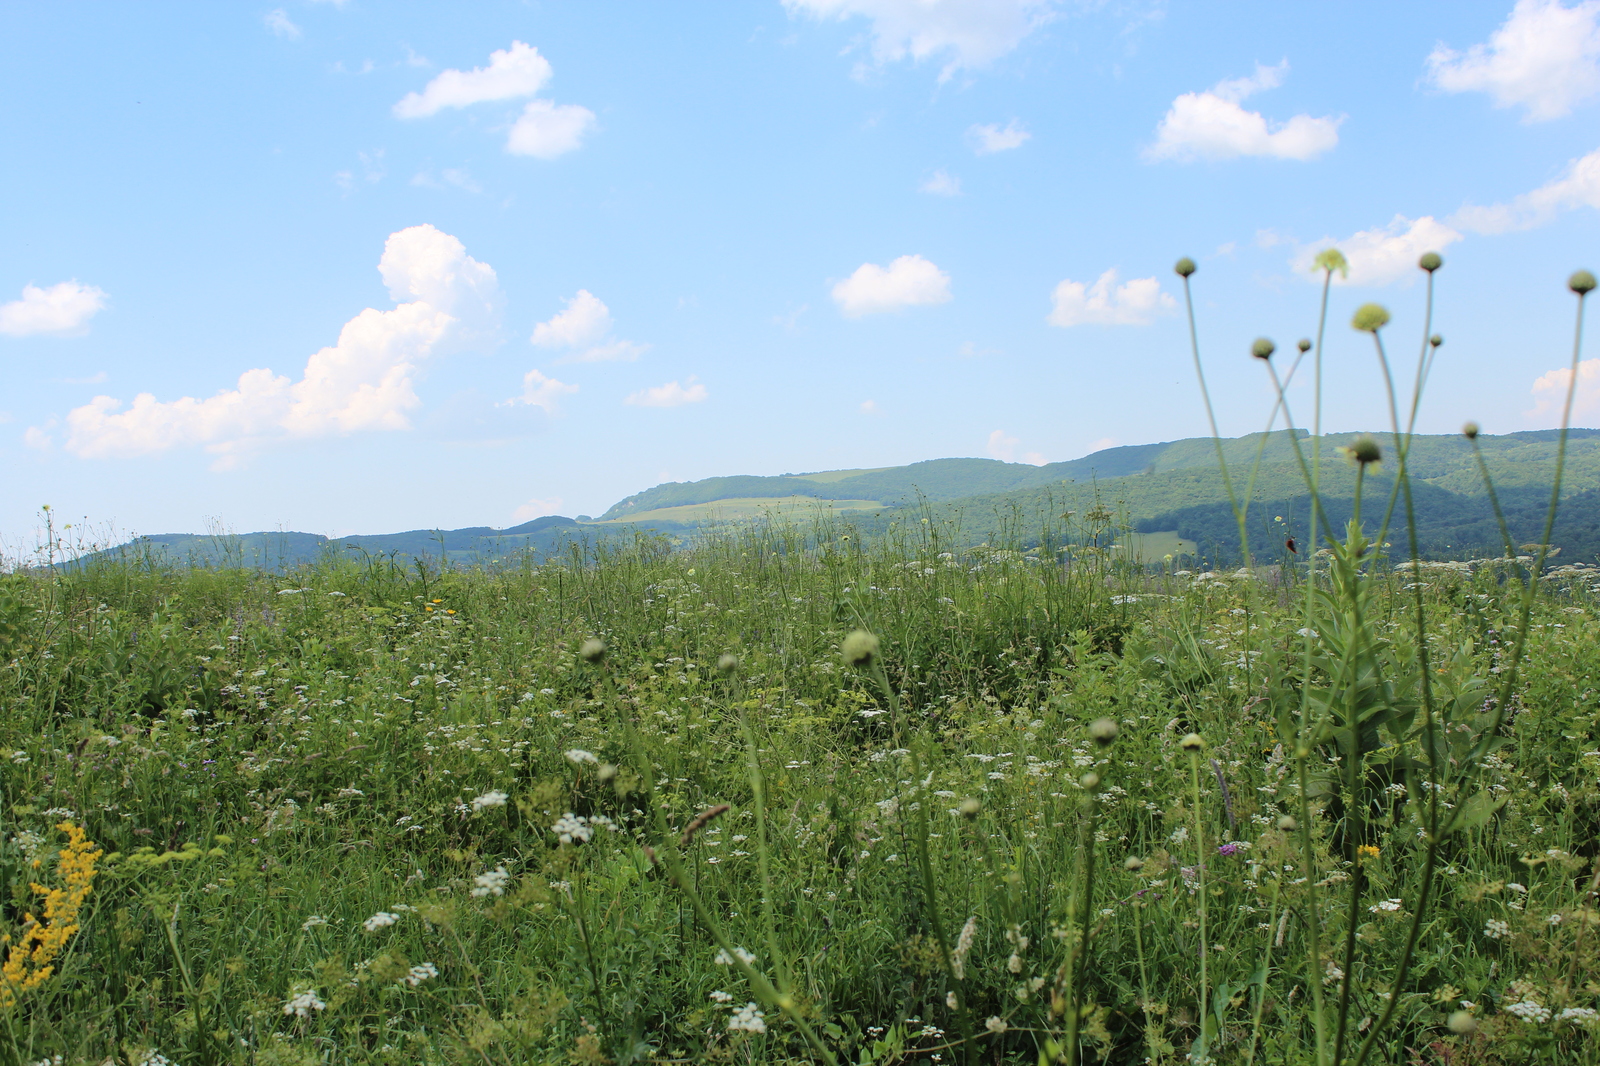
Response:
[597,498,886,525]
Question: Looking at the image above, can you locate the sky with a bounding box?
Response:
[4,0,1600,550]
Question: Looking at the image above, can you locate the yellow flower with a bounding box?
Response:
[1356,844,1380,864]
[1,822,102,1007]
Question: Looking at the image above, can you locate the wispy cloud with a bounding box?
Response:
[264,9,301,39]
[967,120,1030,154]
[783,0,1057,81]
[1452,144,1600,232]
[1426,0,1600,122]
[987,429,1045,465]
[625,378,707,408]
[920,169,962,195]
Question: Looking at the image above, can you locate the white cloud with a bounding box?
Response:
[1453,144,1600,232]
[507,369,578,415]
[0,281,107,336]
[410,168,482,193]
[831,255,952,317]
[784,0,1056,81]
[1529,357,1600,419]
[264,9,302,39]
[1146,61,1341,162]
[859,399,881,414]
[56,225,500,467]
[1047,269,1175,326]
[625,378,708,408]
[1426,0,1600,122]
[512,496,564,523]
[1294,216,1464,286]
[24,425,52,451]
[530,290,648,362]
[986,429,1045,465]
[393,41,552,118]
[920,169,962,195]
[967,120,1030,154]
[1084,436,1116,453]
[506,99,597,159]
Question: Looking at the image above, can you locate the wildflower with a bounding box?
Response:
[717,653,739,673]
[552,813,592,844]
[950,915,978,979]
[404,962,438,987]
[1169,826,1189,845]
[710,989,734,1003]
[947,990,959,1008]
[1217,843,1242,857]
[1483,918,1510,939]
[565,749,599,765]
[959,798,981,819]
[1419,251,1442,272]
[301,915,329,931]
[1369,899,1403,914]
[1007,952,1023,973]
[470,790,509,811]
[1179,733,1205,752]
[1349,436,1381,466]
[471,866,511,898]
[578,638,606,662]
[1251,338,1276,360]
[1558,1006,1599,1028]
[1125,856,1145,872]
[283,989,327,1018]
[1297,338,1312,353]
[1546,912,1563,925]
[1431,333,1443,348]
[1088,718,1119,746]
[1570,269,1597,295]
[136,1053,174,1066]
[1313,248,1349,277]
[714,946,757,967]
[1356,844,1380,863]
[1,822,102,1008]
[1174,257,1197,277]
[1351,303,1390,333]
[1448,1011,1477,1034]
[1277,815,1297,831]
[363,912,400,931]
[1505,999,1552,1024]
[728,1002,767,1033]
[985,1016,1008,1034]
[1462,421,1479,440]
[841,630,880,667]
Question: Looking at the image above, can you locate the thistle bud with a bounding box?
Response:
[841,630,880,667]
[1448,1011,1477,1034]
[1570,269,1597,295]
[1297,338,1312,353]
[959,797,982,819]
[1174,257,1197,278]
[1079,772,1100,791]
[1419,252,1442,273]
[1088,718,1119,746]
[1251,337,1276,360]
[1462,421,1480,440]
[1430,334,1443,348]
[1277,815,1297,831]
[1351,435,1382,465]
[1351,303,1391,333]
[1124,856,1145,872]
[1179,733,1205,752]
[579,638,606,663]
[717,653,739,674]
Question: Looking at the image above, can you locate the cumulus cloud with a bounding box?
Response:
[1146,61,1341,162]
[264,9,301,39]
[1426,0,1600,122]
[530,289,648,362]
[1047,269,1174,326]
[1452,144,1600,232]
[784,0,1055,80]
[831,255,952,317]
[506,369,579,414]
[967,119,1030,154]
[987,429,1045,465]
[1529,358,1600,420]
[920,169,962,195]
[1293,216,1464,286]
[56,225,500,467]
[0,281,107,336]
[625,378,708,408]
[393,41,552,118]
[506,99,597,158]
[393,41,594,157]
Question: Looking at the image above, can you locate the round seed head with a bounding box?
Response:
[1351,303,1391,333]
[717,653,739,674]
[1430,333,1444,348]
[1462,421,1480,440]
[1251,337,1276,360]
[1313,248,1349,278]
[1448,1011,1477,1035]
[1079,771,1101,791]
[1088,718,1119,746]
[1297,338,1313,353]
[578,638,606,663]
[597,763,619,783]
[1124,856,1145,872]
[1179,733,1205,752]
[1174,257,1197,278]
[1351,435,1382,465]
[959,797,982,819]
[840,629,880,667]
[1570,269,1597,295]
[1277,814,1297,831]
[1419,251,1443,273]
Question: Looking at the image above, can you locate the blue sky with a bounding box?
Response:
[4,0,1599,548]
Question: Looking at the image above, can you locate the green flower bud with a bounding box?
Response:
[1570,269,1597,295]
[1448,1011,1476,1034]
[841,630,880,667]
[1174,257,1197,278]
[1430,334,1443,348]
[1124,856,1145,872]
[1079,771,1101,791]
[1297,338,1313,353]
[1179,733,1205,752]
[1277,815,1297,831]
[1251,337,1276,360]
[959,797,982,819]
[1351,435,1382,465]
[1089,718,1119,746]
[1351,303,1391,332]
[579,638,606,663]
[717,653,739,674]
[1419,252,1442,273]
[1313,248,1349,278]
[1462,421,1480,440]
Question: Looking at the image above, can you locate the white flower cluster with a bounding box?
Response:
[1369,899,1403,914]
[363,911,400,931]
[404,962,439,987]
[728,1003,767,1033]
[565,749,600,764]
[714,946,758,967]
[1484,918,1511,939]
[283,989,328,1018]
[136,1053,174,1066]
[985,1016,1008,1034]
[951,915,978,980]
[709,989,734,1003]
[550,812,620,844]
[1558,1006,1600,1028]
[471,866,511,898]
[471,789,509,811]
[301,914,329,931]
[1505,999,1552,1024]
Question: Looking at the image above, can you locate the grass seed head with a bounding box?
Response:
[1419,251,1443,273]
[578,638,606,663]
[681,804,731,846]
[1352,303,1391,333]
[1088,718,1119,746]
[841,630,880,667]
[1251,337,1276,360]
[1570,269,1597,295]
[1174,257,1196,278]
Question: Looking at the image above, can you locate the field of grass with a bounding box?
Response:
[1109,530,1199,563]
[597,497,887,525]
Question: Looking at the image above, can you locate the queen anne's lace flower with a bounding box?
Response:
[552,813,592,844]
[404,962,439,987]
[363,911,400,931]
[1484,919,1511,939]
[1505,999,1552,1024]
[471,866,511,898]
[728,1003,767,1033]
[471,790,509,811]
[283,989,327,1017]
[714,946,757,966]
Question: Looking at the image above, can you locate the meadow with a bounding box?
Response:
[3,256,1599,1066]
